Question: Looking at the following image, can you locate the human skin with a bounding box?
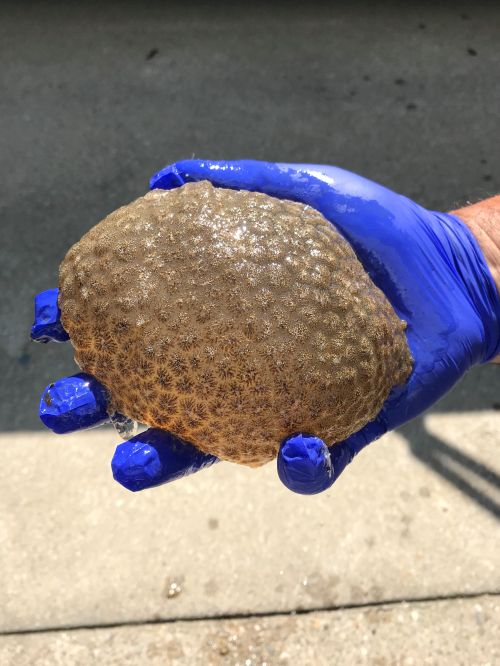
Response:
[453,195,500,363]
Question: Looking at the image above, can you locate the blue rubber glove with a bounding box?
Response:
[32,160,500,494]
[149,159,500,493]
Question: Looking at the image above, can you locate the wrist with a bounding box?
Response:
[451,196,500,363]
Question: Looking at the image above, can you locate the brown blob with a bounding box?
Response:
[59,181,412,466]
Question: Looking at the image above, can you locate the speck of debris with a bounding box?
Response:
[483,174,492,182]
[418,22,426,30]
[363,74,371,82]
[406,102,417,111]
[165,580,182,599]
[394,78,406,86]
[208,517,219,530]
[146,48,159,60]
[216,637,230,656]
[460,13,470,20]
[480,158,488,165]
[467,48,477,56]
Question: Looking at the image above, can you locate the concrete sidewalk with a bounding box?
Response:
[2,596,499,666]
[1,403,499,631]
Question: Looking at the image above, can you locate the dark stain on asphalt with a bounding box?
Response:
[146,48,159,60]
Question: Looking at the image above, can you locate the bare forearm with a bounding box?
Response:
[451,196,500,363]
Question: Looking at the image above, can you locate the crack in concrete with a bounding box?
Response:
[2,590,499,637]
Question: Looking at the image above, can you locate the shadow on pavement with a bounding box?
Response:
[402,415,500,520]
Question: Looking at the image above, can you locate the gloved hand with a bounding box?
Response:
[33,160,500,494]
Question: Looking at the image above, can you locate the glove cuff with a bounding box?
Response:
[435,212,500,362]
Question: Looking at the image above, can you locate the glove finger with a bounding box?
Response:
[111,428,219,492]
[277,416,387,495]
[31,289,69,343]
[39,373,110,434]
[277,433,334,495]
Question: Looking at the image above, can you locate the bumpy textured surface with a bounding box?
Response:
[59,182,412,466]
